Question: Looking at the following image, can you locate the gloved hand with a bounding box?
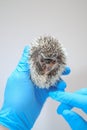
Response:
[0,46,70,130]
[49,88,87,130]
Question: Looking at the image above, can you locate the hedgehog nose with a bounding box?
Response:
[46,65,52,71]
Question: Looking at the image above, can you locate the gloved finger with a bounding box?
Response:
[62,110,87,130]
[57,88,87,114]
[49,91,87,110]
[62,67,71,75]
[48,80,67,96]
[16,46,30,71]
[57,103,72,114]
[56,79,67,91]
[75,88,87,95]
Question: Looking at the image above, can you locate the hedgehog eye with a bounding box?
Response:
[40,58,44,62]
[51,60,56,64]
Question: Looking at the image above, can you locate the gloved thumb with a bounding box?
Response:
[62,66,71,75]
[57,103,72,114]
[61,110,87,130]
[16,46,30,72]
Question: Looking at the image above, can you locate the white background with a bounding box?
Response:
[0,0,87,129]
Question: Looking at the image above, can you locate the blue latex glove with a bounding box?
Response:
[0,46,70,130]
[49,88,87,130]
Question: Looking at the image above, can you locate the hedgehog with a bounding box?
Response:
[29,36,67,89]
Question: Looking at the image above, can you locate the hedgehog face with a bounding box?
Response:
[32,48,66,77]
[38,53,57,75]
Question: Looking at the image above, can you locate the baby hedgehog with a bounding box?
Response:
[29,36,67,89]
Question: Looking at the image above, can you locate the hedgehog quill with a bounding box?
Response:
[29,36,67,89]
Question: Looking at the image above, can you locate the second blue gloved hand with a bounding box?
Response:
[49,88,87,130]
[0,46,70,130]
